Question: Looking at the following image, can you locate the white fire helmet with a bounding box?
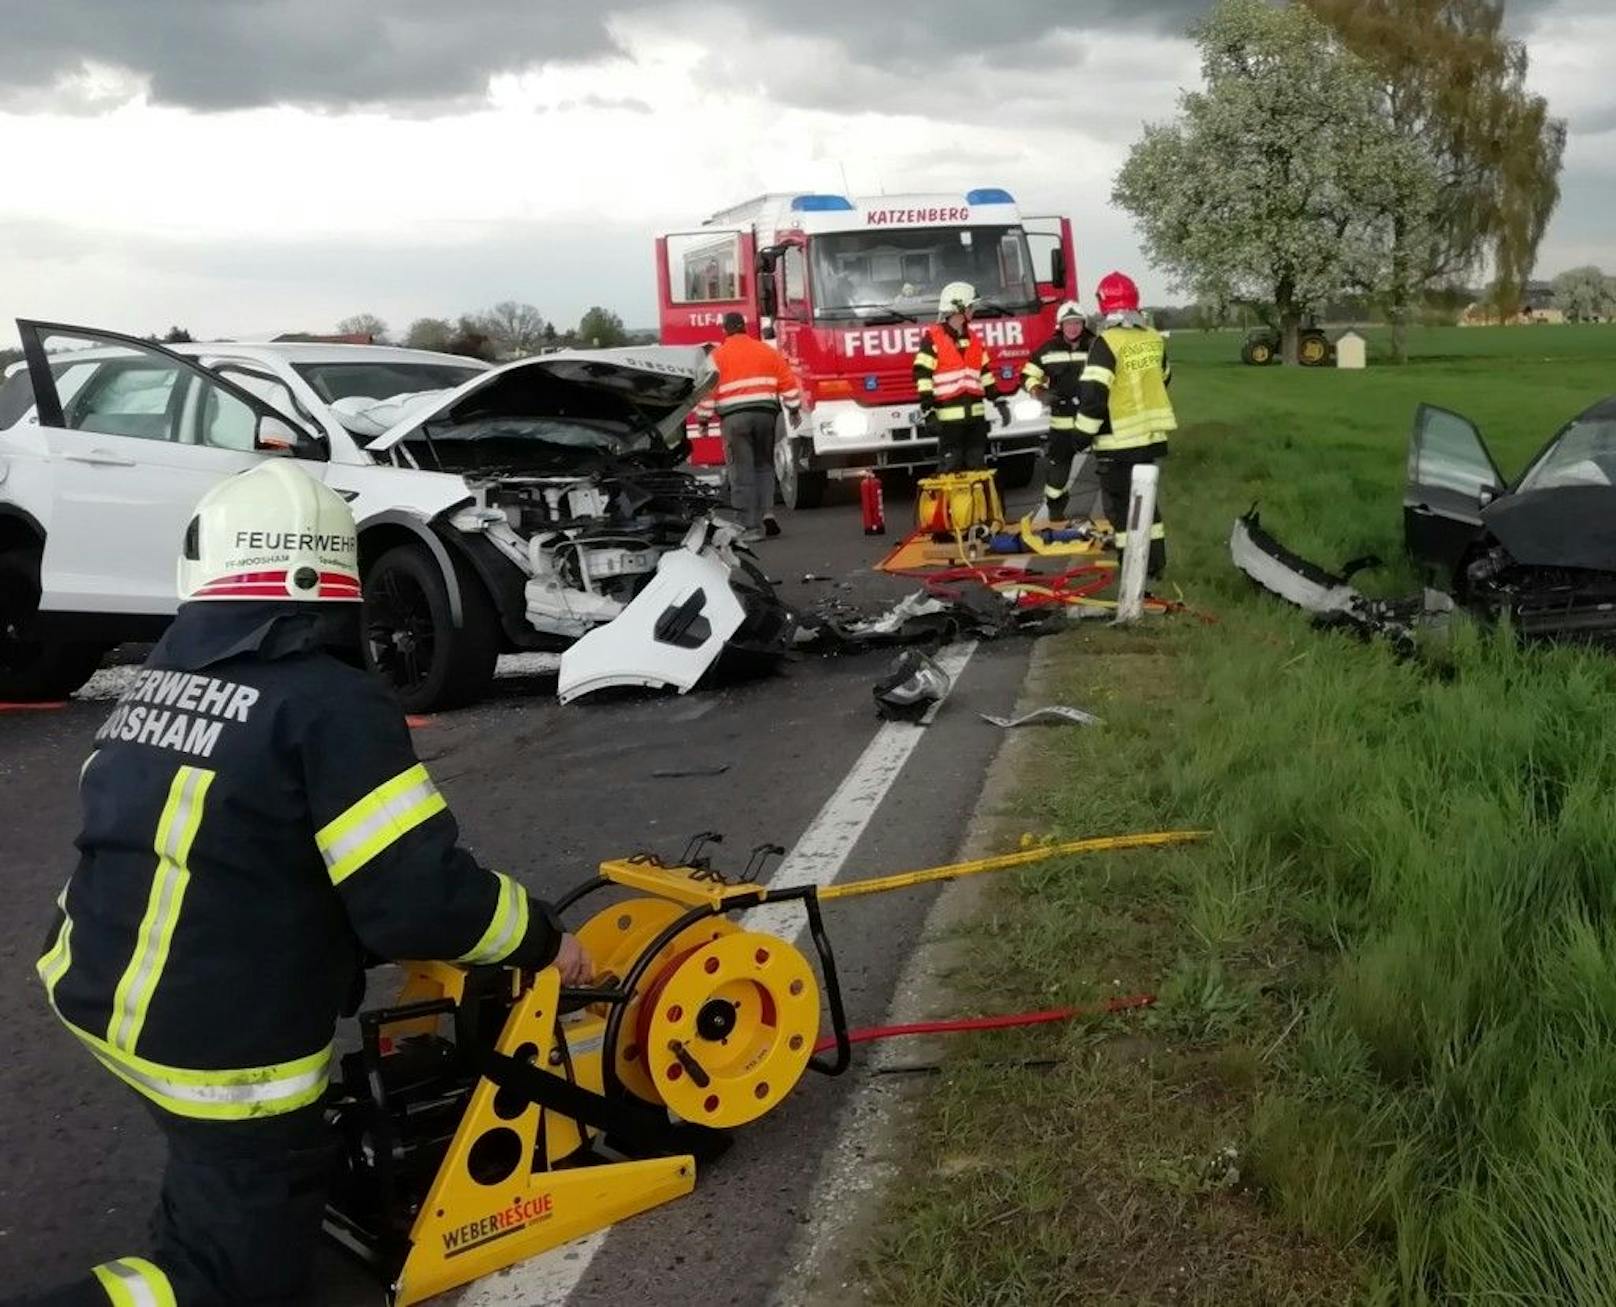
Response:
[178,462,361,604]
[937,281,978,321]
[1055,300,1086,327]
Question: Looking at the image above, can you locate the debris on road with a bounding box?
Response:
[651,764,731,778]
[979,705,1103,729]
[556,518,795,703]
[873,650,953,721]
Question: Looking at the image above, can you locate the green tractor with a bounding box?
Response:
[1241,319,1333,367]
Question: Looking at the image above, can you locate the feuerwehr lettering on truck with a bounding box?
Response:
[841,321,1025,359]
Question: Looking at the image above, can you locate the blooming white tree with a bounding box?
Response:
[1551,267,1616,322]
[1114,0,1437,364]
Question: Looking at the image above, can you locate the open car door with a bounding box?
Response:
[1404,402,1506,577]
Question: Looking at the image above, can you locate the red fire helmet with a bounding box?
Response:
[1095,271,1140,315]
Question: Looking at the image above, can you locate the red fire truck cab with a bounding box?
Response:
[655,189,1078,509]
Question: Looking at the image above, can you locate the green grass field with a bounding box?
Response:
[863,323,1616,1305]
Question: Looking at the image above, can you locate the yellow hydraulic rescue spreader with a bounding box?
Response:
[322,828,1206,1304]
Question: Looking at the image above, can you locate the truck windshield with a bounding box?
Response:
[811,226,1037,320]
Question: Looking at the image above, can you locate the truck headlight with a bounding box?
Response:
[1010,396,1044,424]
[829,410,872,440]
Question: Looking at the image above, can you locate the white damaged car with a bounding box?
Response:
[0,322,791,710]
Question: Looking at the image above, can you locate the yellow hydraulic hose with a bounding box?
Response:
[812,830,1209,903]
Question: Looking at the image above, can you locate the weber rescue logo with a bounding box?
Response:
[865,205,970,226]
[841,321,1025,358]
[441,1192,555,1258]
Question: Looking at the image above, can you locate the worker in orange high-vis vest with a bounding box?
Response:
[695,312,802,541]
[912,282,1010,473]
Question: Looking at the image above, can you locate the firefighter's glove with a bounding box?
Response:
[994,399,1012,427]
[922,410,941,439]
[787,409,802,431]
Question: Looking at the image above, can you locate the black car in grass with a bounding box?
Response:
[1404,397,1616,642]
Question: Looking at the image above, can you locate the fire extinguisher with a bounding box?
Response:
[860,471,886,536]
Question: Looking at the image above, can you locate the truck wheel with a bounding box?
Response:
[1243,339,1274,366]
[774,429,827,510]
[1298,333,1330,367]
[364,544,499,713]
[995,452,1036,490]
[0,549,104,700]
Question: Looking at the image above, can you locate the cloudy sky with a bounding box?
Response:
[0,0,1610,343]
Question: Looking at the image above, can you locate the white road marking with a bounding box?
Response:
[458,640,980,1306]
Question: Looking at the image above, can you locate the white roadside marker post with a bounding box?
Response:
[1114,463,1158,623]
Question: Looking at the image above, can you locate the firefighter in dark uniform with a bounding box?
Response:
[1021,299,1098,519]
[24,462,592,1307]
[912,281,1010,473]
[1076,271,1177,577]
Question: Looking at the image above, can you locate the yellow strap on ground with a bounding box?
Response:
[812,830,1209,902]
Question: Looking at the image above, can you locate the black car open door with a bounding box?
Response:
[1404,403,1506,576]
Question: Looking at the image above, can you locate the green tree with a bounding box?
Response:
[336,313,389,343]
[403,317,455,352]
[1551,266,1616,322]
[1114,0,1435,363]
[577,306,628,349]
[1305,0,1566,360]
[160,325,193,344]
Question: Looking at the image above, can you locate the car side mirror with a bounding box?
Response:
[256,413,324,460]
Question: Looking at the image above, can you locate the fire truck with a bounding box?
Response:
[655,189,1078,509]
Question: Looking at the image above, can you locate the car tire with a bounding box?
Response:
[774,423,827,510]
[995,452,1037,490]
[0,549,105,701]
[364,544,499,713]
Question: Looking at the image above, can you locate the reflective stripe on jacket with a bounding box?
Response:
[913,323,996,422]
[38,603,561,1120]
[1075,324,1176,452]
[694,334,802,425]
[1022,327,1096,431]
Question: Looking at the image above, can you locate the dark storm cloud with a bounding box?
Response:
[0,0,1213,111]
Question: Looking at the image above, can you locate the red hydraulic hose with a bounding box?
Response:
[812,993,1155,1056]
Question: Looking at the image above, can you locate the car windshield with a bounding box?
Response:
[292,361,484,404]
[810,225,1037,320]
[1516,415,1616,493]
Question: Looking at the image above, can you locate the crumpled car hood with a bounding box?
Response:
[1482,485,1616,572]
[366,346,715,463]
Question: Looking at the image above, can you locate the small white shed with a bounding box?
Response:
[1336,331,1367,370]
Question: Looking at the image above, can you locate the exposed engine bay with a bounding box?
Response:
[473,467,729,639]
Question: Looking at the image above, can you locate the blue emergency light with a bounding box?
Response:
[865,376,878,392]
[966,188,1016,205]
[790,194,856,212]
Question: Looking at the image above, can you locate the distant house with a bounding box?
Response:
[272,331,376,345]
[1460,281,1565,326]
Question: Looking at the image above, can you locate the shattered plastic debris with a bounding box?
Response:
[978,706,1103,729]
[1230,509,1453,655]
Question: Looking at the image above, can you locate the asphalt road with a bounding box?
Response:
[0,480,1045,1305]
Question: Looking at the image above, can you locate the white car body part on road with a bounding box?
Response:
[556,519,750,703]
